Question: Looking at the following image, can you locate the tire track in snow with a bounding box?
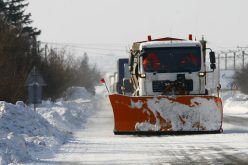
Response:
[224,115,248,127]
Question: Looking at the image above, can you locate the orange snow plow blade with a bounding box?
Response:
[109,94,223,134]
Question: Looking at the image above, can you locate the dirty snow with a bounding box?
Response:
[130,100,143,109]
[135,96,222,131]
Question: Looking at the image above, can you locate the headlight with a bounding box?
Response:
[140,73,146,78]
[198,72,206,77]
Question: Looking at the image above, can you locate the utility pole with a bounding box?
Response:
[225,53,227,70]
[237,46,248,69]
[242,51,245,69]
[227,50,239,70]
[45,44,48,61]
[233,52,236,70]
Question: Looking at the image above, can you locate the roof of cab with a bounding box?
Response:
[132,37,201,51]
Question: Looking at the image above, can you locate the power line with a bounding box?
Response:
[41,44,126,57]
[217,49,248,70]
[40,41,127,52]
[237,46,248,49]
[41,41,128,46]
[82,51,126,57]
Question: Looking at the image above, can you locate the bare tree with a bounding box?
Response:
[234,64,248,94]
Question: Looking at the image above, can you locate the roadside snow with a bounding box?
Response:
[2,86,248,164]
[222,91,248,116]
[221,91,248,133]
[22,88,248,165]
[37,87,94,134]
[0,87,95,164]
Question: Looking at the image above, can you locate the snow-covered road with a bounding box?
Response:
[29,92,248,165]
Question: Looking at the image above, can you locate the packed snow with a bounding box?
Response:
[1,85,248,164]
[23,88,248,164]
[222,92,248,115]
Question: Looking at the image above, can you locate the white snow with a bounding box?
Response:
[21,88,248,164]
[2,83,248,164]
[140,40,201,49]
[0,87,95,164]
[222,91,248,115]
[135,121,160,131]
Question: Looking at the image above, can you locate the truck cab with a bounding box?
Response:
[129,36,216,96]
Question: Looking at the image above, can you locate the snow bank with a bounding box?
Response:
[0,87,94,164]
[0,132,28,164]
[0,101,64,164]
[37,87,94,133]
[222,91,248,115]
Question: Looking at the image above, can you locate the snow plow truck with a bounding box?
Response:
[109,35,223,135]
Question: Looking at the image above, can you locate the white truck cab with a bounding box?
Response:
[128,36,216,96]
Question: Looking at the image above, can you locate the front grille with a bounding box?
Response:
[152,81,171,92]
[152,80,193,93]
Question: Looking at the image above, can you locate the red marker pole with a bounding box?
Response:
[100,78,110,93]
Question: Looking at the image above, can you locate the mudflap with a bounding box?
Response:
[109,94,223,134]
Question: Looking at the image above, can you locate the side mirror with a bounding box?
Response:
[210,63,216,70]
[209,51,216,64]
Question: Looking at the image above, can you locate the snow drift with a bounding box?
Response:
[222,91,248,115]
[0,87,94,164]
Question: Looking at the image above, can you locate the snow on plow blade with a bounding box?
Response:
[109,94,223,134]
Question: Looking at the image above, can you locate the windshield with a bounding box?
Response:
[142,47,201,73]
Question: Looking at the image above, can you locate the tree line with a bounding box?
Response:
[0,0,101,103]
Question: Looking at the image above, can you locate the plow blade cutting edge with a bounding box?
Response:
[109,94,223,135]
